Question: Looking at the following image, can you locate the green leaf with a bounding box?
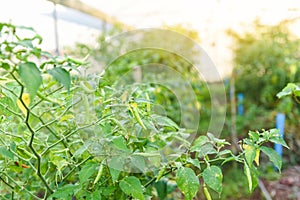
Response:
[269,136,289,149]
[108,156,125,172]
[186,157,201,169]
[156,167,166,182]
[154,180,167,199]
[0,147,14,159]
[111,136,131,153]
[277,83,300,98]
[167,181,177,194]
[191,143,217,157]
[90,190,101,200]
[244,145,256,167]
[119,176,144,200]
[18,62,42,99]
[73,143,89,157]
[218,149,232,156]
[267,129,289,149]
[0,62,10,70]
[79,162,97,183]
[152,114,179,129]
[48,67,71,92]
[48,184,80,199]
[202,166,223,196]
[176,167,200,200]
[100,186,115,197]
[260,146,282,172]
[109,167,121,183]
[248,131,259,142]
[206,133,230,146]
[130,155,146,172]
[243,162,258,192]
[192,135,209,148]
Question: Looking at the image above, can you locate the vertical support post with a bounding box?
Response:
[237,93,244,116]
[230,74,238,152]
[53,2,60,55]
[133,66,142,83]
[275,113,285,157]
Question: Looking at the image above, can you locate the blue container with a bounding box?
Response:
[237,93,244,116]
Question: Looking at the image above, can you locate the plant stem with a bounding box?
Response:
[15,84,54,194]
[0,176,14,189]
[1,172,41,199]
[144,168,175,188]
[61,156,93,182]
[41,117,104,155]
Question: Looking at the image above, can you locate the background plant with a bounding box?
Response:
[228,20,300,165]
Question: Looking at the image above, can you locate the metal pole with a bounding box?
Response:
[53,2,60,55]
[230,72,238,152]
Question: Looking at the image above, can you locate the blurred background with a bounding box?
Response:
[1,0,300,199]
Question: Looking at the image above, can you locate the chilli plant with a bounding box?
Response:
[0,23,289,200]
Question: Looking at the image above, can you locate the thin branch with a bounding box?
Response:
[144,168,174,188]
[61,156,93,182]
[31,86,64,109]
[0,102,23,118]
[34,98,81,132]
[293,94,300,104]
[1,172,42,199]
[41,117,104,156]
[15,83,54,194]
[0,176,14,189]
[31,112,75,158]
[0,84,19,98]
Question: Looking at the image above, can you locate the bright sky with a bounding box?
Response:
[0,0,102,53]
[1,0,299,76]
[81,0,300,76]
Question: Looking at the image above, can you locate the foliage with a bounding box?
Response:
[277,83,300,103]
[228,20,300,165]
[0,23,288,200]
[229,20,300,107]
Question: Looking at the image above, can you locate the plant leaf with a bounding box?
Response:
[18,62,42,99]
[109,167,121,184]
[176,167,200,200]
[260,146,282,172]
[243,144,256,166]
[191,143,217,157]
[111,136,131,153]
[79,162,97,183]
[269,137,289,149]
[119,176,144,200]
[277,83,300,98]
[243,162,258,192]
[130,155,146,172]
[152,114,179,129]
[192,135,209,148]
[0,147,14,159]
[154,180,167,199]
[48,67,71,92]
[49,184,80,199]
[89,190,101,200]
[202,166,223,196]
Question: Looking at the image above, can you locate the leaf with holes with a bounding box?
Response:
[176,167,200,200]
[202,165,223,196]
[119,176,144,200]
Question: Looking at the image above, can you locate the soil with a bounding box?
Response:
[261,166,300,200]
